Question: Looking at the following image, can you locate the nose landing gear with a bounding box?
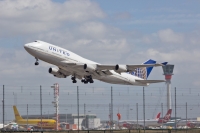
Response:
[35,58,39,65]
[35,62,39,65]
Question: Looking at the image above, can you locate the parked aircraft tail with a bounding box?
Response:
[155,112,161,120]
[157,109,172,123]
[13,105,23,121]
[187,121,196,128]
[163,109,172,120]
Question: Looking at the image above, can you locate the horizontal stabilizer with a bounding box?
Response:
[136,80,166,84]
[162,62,168,65]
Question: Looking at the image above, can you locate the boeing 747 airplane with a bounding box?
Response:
[24,40,167,86]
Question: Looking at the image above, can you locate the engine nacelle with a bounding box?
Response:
[115,65,127,73]
[49,67,66,78]
[83,64,96,72]
[49,67,59,74]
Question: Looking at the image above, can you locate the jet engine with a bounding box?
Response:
[49,67,66,78]
[115,65,127,73]
[83,64,96,72]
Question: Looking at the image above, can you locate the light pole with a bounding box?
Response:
[130,109,133,119]
[84,104,86,129]
[129,108,133,130]
[48,110,49,119]
[65,109,68,123]
[43,112,46,119]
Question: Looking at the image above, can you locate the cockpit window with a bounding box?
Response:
[34,41,37,42]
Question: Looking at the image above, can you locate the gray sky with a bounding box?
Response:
[0,0,200,123]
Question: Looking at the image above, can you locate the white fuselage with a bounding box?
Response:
[119,119,160,127]
[24,41,148,86]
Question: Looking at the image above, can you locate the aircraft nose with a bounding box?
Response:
[24,43,29,49]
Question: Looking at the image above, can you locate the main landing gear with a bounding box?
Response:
[81,75,94,84]
[35,57,39,65]
[71,75,94,84]
[71,76,77,83]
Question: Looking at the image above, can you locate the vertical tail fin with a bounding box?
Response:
[155,112,161,120]
[157,109,172,123]
[13,105,23,121]
[163,109,172,120]
[143,59,156,78]
[130,59,156,79]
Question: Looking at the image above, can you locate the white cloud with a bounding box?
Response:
[141,29,200,53]
[37,29,130,63]
[158,29,184,44]
[130,13,200,24]
[145,48,200,63]
[79,22,107,38]
[142,36,153,44]
[34,20,131,63]
[0,0,105,36]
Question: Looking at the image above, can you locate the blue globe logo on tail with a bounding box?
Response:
[129,59,156,79]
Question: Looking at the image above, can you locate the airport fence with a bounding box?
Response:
[1,85,200,130]
[2,129,200,133]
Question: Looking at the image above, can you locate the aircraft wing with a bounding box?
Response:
[95,63,164,74]
[61,61,84,69]
[96,63,163,71]
[126,63,164,70]
[60,62,113,75]
[135,80,166,83]
[96,64,115,70]
[100,70,113,75]
[59,61,166,76]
